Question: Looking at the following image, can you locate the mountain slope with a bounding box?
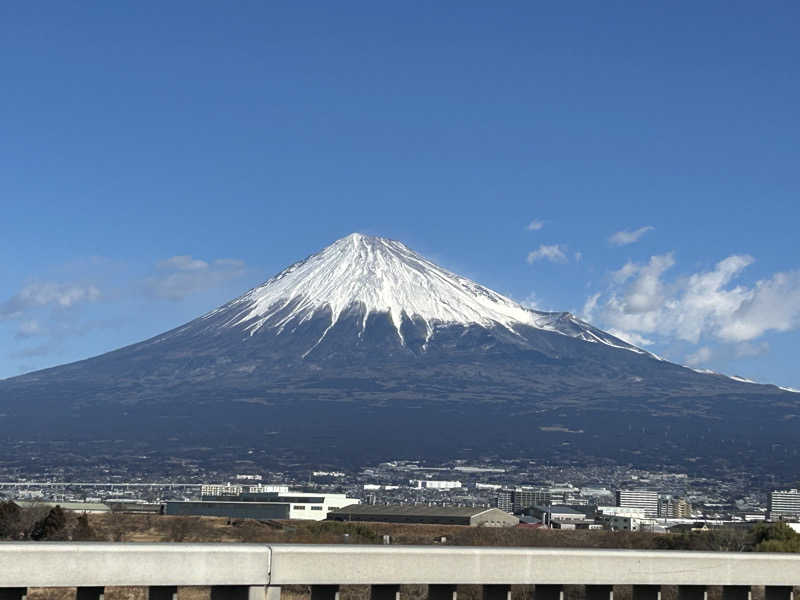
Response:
[1,234,798,475]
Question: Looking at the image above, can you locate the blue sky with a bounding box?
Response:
[2,2,799,387]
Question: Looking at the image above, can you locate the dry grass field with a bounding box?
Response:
[83,512,675,548]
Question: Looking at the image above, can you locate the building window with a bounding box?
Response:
[294,505,305,510]
[311,506,323,510]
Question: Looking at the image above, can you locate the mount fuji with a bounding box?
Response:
[1,233,798,474]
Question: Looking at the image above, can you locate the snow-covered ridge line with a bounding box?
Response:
[686,368,792,390]
[208,233,645,355]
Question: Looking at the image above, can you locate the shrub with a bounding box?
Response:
[0,501,21,539]
[30,506,68,541]
[753,522,800,552]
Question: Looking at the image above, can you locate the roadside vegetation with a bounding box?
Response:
[2,502,800,600]
[2,500,799,552]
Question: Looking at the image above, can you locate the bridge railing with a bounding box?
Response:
[0,543,798,600]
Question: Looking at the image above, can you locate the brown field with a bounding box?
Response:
[83,512,667,548]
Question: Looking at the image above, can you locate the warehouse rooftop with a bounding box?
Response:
[330,505,493,517]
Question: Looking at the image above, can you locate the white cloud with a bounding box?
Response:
[581,292,602,322]
[0,282,101,318]
[521,293,541,310]
[686,346,713,366]
[147,255,246,300]
[615,253,675,314]
[612,261,640,284]
[587,253,800,348]
[0,280,106,367]
[527,244,568,264]
[606,328,654,347]
[527,219,544,231]
[734,341,769,358]
[674,255,754,342]
[609,226,655,246]
[717,270,800,342]
[15,320,44,339]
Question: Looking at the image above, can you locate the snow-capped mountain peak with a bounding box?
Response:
[212,233,645,354]
[225,233,536,337]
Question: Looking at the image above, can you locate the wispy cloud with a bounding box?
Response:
[734,341,769,358]
[0,282,100,318]
[685,346,713,366]
[157,255,210,271]
[521,293,541,310]
[146,255,247,300]
[15,320,44,339]
[527,244,568,264]
[1,255,250,376]
[526,219,544,231]
[609,225,654,246]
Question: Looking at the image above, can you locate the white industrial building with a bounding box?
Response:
[200,483,289,496]
[410,480,462,490]
[768,489,800,520]
[598,506,647,519]
[615,489,659,518]
[280,491,359,521]
[201,483,244,496]
[602,515,644,531]
[174,488,359,521]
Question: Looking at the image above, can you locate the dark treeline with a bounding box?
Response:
[0,501,93,541]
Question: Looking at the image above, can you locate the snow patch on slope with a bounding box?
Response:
[691,367,717,375]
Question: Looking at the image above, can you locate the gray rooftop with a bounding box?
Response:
[15,501,110,512]
[535,505,585,515]
[330,504,495,517]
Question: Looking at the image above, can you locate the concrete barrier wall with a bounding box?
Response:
[0,543,799,589]
[267,544,800,586]
[0,542,268,588]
